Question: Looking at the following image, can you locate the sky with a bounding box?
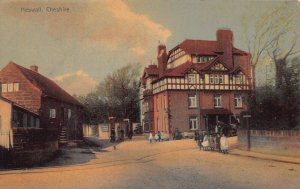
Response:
[0,0,299,95]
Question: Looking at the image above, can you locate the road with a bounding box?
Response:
[0,138,299,189]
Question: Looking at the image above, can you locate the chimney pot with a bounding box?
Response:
[30,65,38,72]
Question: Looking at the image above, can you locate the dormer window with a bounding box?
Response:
[188,74,196,83]
[196,56,214,63]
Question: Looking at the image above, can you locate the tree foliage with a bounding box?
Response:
[76,63,141,124]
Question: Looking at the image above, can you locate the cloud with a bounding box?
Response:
[53,70,97,95]
[2,0,172,64]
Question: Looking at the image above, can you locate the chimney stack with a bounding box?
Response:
[157,44,168,78]
[30,65,38,72]
[216,29,233,68]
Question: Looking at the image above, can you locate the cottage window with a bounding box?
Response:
[214,94,222,108]
[36,118,40,128]
[1,84,7,92]
[29,115,35,127]
[188,94,197,108]
[49,108,56,118]
[189,116,198,130]
[13,83,19,91]
[7,83,13,92]
[234,94,243,108]
[188,74,196,83]
[68,109,72,119]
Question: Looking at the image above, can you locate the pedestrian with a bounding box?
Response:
[149,132,153,143]
[194,131,198,142]
[215,133,221,151]
[215,124,219,134]
[220,134,229,154]
[161,131,165,141]
[154,133,159,142]
[202,133,209,151]
[198,131,204,150]
[208,134,215,151]
[158,131,161,142]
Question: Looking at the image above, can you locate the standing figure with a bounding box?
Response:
[154,133,159,142]
[149,132,154,143]
[208,134,215,151]
[198,131,204,150]
[220,134,229,154]
[161,132,165,141]
[202,133,209,151]
[158,131,161,142]
[215,133,221,151]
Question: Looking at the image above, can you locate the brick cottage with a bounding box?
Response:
[140,29,253,138]
[0,62,83,166]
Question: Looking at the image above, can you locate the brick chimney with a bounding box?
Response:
[30,65,38,72]
[157,44,168,78]
[216,29,233,68]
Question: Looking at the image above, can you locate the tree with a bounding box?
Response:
[241,2,300,90]
[76,63,142,124]
[97,63,141,122]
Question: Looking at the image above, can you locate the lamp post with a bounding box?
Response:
[243,114,251,151]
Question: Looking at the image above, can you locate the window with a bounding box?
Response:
[189,116,198,130]
[1,83,20,92]
[163,94,167,110]
[214,75,219,84]
[13,83,19,91]
[236,75,242,84]
[234,94,243,108]
[156,96,159,112]
[29,116,35,127]
[68,109,72,119]
[219,75,224,84]
[188,94,197,108]
[49,108,56,118]
[7,83,13,92]
[214,94,222,108]
[209,75,214,84]
[1,84,7,92]
[188,74,196,83]
[36,118,40,128]
[210,75,224,84]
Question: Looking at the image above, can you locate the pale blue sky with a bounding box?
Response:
[0,0,299,94]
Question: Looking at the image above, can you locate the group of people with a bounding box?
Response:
[195,131,229,154]
[148,131,165,143]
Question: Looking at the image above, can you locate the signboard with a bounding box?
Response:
[243,115,252,118]
[101,125,109,132]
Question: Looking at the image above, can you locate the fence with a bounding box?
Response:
[237,129,300,158]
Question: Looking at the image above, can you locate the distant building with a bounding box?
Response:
[140,29,252,137]
[0,62,83,165]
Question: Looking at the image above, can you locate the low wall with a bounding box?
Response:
[237,129,300,158]
[8,128,58,167]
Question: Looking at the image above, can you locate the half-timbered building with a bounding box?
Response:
[140,29,252,137]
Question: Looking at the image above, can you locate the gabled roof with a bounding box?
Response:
[0,96,39,116]
[5,62,82,106]
[169,39,249,56]
[230,65,250,77]
[172,39,217,55]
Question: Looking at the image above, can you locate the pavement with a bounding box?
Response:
[85,135,300,165]
[0,137,299,189]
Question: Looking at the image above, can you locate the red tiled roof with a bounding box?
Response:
[144,65,159,76]
[9,62,82,106]
[164,58,217,77]
[174,39,217,55]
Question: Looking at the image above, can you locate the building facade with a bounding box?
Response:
[140,29,252,138]
[0,62,83,165]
